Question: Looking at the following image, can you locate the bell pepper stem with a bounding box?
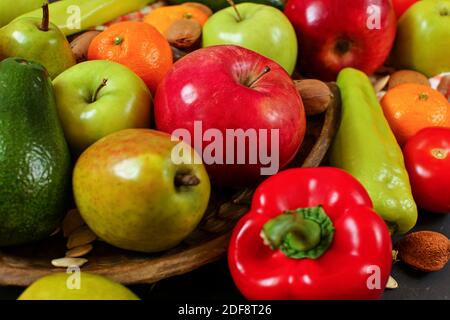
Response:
[261,206,335,259]
[262,214,321,251]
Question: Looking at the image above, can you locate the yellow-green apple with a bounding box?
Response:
[53,60,151,155]
[19,273,139,300]
[154,45,306,187]
[73,129,211,253]
[393,0,450,77]
[168,0,285,12]
[202,2,298,75]
[0,3,75,78]
[284,0,397,81]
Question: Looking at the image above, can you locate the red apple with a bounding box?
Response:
[392,0,417,18]
[284,0,397,81]
[154,45,306,187]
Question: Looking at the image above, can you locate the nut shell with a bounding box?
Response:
[397,231,450,272]
[166,19,202,49]
[294,79,333,116]
[70,31,101,63]
[388,70,430,90]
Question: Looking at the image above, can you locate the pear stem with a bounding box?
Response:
[248,66,271,87]
[175,173,201,187]
[40,1,50,32]
[227,0,242,22]
[92,79,108,103]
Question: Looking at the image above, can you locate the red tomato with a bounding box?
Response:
[403,127,450,214]
[392,0,418,18]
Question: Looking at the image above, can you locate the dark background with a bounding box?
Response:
[0,212,448,300]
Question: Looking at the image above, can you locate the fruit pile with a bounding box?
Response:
[0,0,449,300]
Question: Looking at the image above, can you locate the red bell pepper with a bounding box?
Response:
[228,167,392,300]
[403,127,450,214]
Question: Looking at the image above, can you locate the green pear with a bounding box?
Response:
[0,3,75,79]
[18,272,140,300]
[0,0,44,28]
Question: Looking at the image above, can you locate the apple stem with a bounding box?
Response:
[40,1,50,32]
[248,66,271,87]
[175,173,201,187]
[92,79,108,103]
[227,0,242,22]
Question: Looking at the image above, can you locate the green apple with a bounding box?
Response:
[0,0,43,28]
[0,3,75,78]
[18,272,139,300]
[53,60,152,155]
[73,129,211,253]
[202,3,298,74]
[393,0,450,77]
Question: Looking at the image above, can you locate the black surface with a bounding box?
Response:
[0,212,448,300]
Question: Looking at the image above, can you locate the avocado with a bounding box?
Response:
[167,0,285,12]
[0,57,71,247]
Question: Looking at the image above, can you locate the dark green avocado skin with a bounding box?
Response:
[168,0,285,11]
[0,57,71,247]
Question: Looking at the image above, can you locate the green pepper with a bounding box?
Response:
[330,68,418,235]
[17,0,156,36]
[167,0,285,12]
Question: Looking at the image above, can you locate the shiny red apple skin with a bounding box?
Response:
[392,0,417,18]
[284,0,397,81]
[154,45,306,187]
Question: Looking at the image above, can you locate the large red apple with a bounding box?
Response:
[284,0,397,81]
[154,45,306,187]
[392,0,417,18]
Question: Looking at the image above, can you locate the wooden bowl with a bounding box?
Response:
[0,84,341,286]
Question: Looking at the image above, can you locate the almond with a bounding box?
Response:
[397,231,450,272]
[385,275,399,289]
[62,209,85,237]
[437,75,450,102]
[294,79,333,116]
[70,31,101,63]
[51,257,88,268]
[166,19,202,49]
[50,226,61,236]
[388,70,430,90]
[374,75,390,93]
[67,226,97,249]
[66,244,94,258]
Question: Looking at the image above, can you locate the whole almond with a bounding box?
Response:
[166,19,202,49]
[437,75,450,102]
[62,209,85,237]
[295,79,333,116]
[67,226,97,249]
[374,75,390,93]
[397,231,450,272]
[182,2,213,17]
[388,70,430,90]
[66,244,94,258]
[70,31,101,63]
